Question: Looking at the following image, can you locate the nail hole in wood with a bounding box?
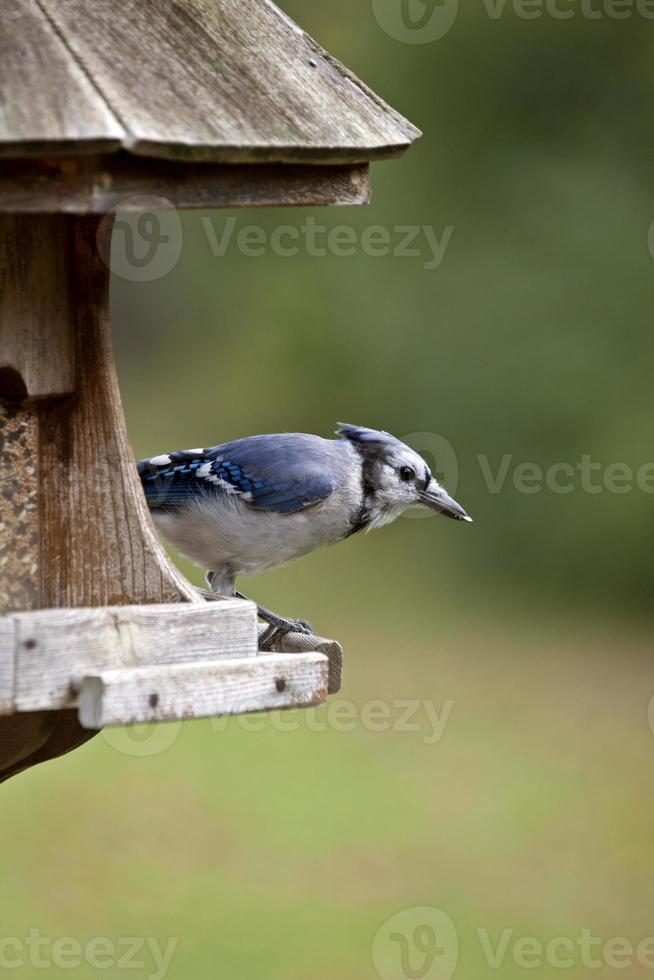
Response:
[275,678,286,693]
[23,638,37,650]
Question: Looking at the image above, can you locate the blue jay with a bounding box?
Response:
[138,424,472,646]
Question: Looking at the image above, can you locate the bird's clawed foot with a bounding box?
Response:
[197,584,314,649]
[232,591,314,651]
[258,618,314,652]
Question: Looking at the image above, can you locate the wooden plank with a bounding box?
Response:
[0,0,124,155]
[6,0,419,165]
[0,616,15,715]
[0,215,75,398]
[258,624,343,695]
[0,157,370,214]
[77,652,329,729]
[2,600,258,713]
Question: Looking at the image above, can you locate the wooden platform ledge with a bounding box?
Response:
[0,602,342,727]
[78,653,329,729]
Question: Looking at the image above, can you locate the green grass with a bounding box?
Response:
[3,598,654,979]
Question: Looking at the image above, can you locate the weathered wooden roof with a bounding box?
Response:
[0,0,420,164]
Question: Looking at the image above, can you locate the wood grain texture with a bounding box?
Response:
[0,0,124,156]
[0,615,15,714]
[0,601,258,712]
[0,0,419,164]
[0,215,76,398]
[0,156,370,214]
[36,215,199,607]
[78,652,329,729]
[257,623,343,695]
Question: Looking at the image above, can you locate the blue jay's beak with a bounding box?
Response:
[419,486,473,522]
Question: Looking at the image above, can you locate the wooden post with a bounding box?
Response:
[0,213,198,781]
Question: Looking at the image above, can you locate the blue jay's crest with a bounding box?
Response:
[336,423,406,459]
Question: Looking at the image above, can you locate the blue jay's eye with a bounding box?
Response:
[398,465,416,482]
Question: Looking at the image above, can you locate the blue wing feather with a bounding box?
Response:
[138,434,341,514]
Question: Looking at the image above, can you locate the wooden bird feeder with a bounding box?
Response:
[0,0,419,782]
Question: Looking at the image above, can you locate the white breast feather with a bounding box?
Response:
[152,465,364,580]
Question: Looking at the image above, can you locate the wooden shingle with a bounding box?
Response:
[0,0,420,164]
[0,2,124,156]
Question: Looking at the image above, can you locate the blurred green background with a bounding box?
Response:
[4,3,654,978]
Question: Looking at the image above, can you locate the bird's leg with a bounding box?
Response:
[196,576,314,650]
[234,591,314,651]
[196,569,231,602]
[196,587,222,601]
